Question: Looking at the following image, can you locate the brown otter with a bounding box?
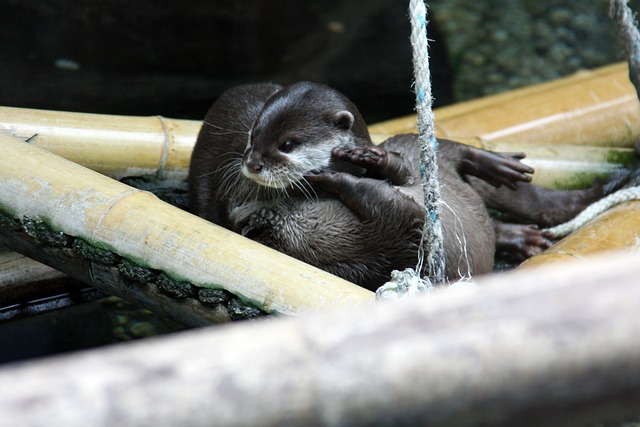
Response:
[188,82,607,289]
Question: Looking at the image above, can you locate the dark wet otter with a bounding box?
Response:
[188,82,609,289]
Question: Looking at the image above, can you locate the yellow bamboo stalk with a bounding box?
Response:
[369,62,639,148]
[3,63,636,190]
[0,107,199,181]
[0,134,373,314]
[370,62,640,188]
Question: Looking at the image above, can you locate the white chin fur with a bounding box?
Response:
[287,134,356,174]
[241,134,355,188]
[241,164,292,188]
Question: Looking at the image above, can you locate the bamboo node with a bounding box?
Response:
[155,115,172,181]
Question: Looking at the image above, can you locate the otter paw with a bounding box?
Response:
[462,150,534,190]
[332,146,388,169]
[495,223,553,262]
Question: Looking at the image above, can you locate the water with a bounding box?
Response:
[0,291,185,365]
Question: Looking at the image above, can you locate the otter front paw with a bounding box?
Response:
[332,146,412,185]
[332,146,388,169]
[461,150,534,190]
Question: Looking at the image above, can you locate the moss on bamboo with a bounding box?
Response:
[0,207,267,320]
[22,216,73,247]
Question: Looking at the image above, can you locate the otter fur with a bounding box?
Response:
[188,82,611,290]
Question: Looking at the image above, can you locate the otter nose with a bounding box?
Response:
[244,152,263,174]
[246,160,262,174]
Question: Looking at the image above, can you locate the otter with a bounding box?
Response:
[188,82,609,290]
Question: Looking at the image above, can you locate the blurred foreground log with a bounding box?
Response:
[0,250,638,427]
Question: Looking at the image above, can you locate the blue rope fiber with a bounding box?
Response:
[375,0,446,300]
[409,0,446,284]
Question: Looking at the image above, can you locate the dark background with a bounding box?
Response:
[0,0,637,123]
[0,0,446,123]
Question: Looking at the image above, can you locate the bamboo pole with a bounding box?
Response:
[1,63,637,189]
[371,62,640,188]
[0,134,373,317]
[0,250,638,427]
[369,62,640,147]
[0,224,233,326]
[0,106,200,182]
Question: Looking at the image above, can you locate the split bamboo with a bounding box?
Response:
[0,224,231,326]
[0,134,373,317]
[0,249,638,427]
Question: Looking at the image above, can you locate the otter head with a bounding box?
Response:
[241,82,371,188]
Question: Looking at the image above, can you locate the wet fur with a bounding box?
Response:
[188,82,617,290]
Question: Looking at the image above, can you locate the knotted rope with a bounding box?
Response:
[377,0,446,300]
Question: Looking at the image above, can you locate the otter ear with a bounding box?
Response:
[333,110,354,131]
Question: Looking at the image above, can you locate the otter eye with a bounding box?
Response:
[279,139,296,153]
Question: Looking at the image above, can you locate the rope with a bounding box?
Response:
[539,2,640,238]
[544,185,640,239]
[610,0,640,102]
[378,0,640,300]
[410,0,446,283]
[542,3,640,238]
[376,0,446,300]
